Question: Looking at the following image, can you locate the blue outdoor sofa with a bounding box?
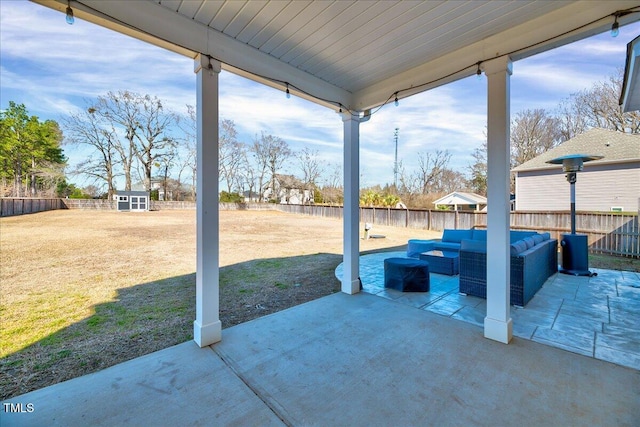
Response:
[407,229,558,306]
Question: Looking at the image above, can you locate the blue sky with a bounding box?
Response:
[1,0,639,190]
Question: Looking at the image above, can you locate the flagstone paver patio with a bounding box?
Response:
[336,251,640,370]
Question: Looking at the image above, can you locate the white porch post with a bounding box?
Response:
[483,56,513,344]
[193,54,222,347]
[341,112,360,294]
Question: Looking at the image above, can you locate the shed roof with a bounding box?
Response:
[434,192,487,206]
[512,128,639,172]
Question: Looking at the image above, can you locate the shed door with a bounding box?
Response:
[130,196,147,211]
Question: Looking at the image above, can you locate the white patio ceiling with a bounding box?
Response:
[35,0,640,112]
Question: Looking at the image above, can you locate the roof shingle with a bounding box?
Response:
[512,128,639,172]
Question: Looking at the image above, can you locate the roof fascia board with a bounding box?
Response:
[514,158,640,173]
[353,1,640,111]
[33,0,353,111]
[621,35,640,112]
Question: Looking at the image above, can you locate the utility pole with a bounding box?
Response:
[393,127,399,189]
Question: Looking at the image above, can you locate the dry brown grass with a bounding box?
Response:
[0,209,437,399]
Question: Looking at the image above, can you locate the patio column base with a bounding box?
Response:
[484,316,512,344]
[193,320,222,347]
[342,278,360,295]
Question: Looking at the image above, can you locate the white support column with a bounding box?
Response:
[483,56,513,344]
[193,54,222,347]
[341,112,361,294]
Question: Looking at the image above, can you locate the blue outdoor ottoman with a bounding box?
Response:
[384,257,430,292]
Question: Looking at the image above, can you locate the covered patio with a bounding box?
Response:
[3,286,639,426]
[8,1,640,424]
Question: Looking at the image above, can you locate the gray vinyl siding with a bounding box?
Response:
[515,161,639,212]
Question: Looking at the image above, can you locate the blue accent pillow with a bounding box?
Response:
[532,234,544,245]
[510,240,527,255]
[523,236,535,249]
[541,232,551,241]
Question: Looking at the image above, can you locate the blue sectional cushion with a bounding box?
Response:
[532,234,544,245]
[541,232,551,241]
[510,240,527,255]
[442,229,473,243]
[523,236,536,249]
[435,242,462,252]
[471,229,487,241]
[510,231,536,243]
[460,239,487,253]
[407,239,436,258]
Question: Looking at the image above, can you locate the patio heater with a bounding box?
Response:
[546,154,603,276]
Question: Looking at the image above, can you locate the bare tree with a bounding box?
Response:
[91,91,176,192]
[320,163,343,205]
[559,70,640,136]
[510,108,561,167]
[467,142,487,196]
[396,160,419,206]
[132,95,177,192]
[437,169,466,194]
[176,105,197,201]
[250,132,291,201]
[219,119,245,193]
[238,148,257,201]
[415,150,451,194]
[155,145,178,200]
[556,98,588,142]
[93,92,139,191]
[296,147,323,204]
[63,103,120,199]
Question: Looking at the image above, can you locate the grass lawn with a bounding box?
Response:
[1,209,432,399]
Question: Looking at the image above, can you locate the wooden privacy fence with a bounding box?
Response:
[0,198,271,215]
[0,198,65,216]
[277,205,639,258]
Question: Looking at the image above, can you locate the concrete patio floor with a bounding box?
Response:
[2,290,639,426]
[337,251,640,371]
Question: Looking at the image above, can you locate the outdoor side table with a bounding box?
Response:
[419,250,459,275]
[384,258,430,292]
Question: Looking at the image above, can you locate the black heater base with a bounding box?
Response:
[560,233,596,277]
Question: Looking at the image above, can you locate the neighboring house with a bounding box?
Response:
[512,128,639,212]
[263,174,314,205]
[433,192,487,211]
[114,190,150,212]
[150,179,173,201]
[242,190,260,203]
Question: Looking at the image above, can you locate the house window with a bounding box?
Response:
[118,196,128,202]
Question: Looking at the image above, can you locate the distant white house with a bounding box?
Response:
[150,179,172,201]
[242,190,261,203]
[512,128,639,212]
[433,192,487,211]
[263,174,314,205]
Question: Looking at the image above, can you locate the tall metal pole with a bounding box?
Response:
[393,127,399,189]
[568,172,576,234]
